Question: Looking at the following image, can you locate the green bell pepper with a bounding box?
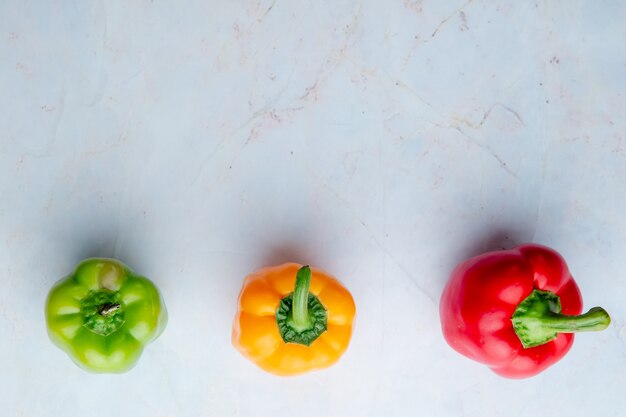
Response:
[45,258,167,373]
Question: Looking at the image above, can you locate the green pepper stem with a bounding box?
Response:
[541,307,610,332]
[290,266,312,332]
[98,303,121,316]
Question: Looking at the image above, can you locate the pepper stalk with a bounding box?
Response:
[276,266,328,346]
[512,289,611,348]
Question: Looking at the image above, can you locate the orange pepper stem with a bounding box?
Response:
[290,266,313,332]
[276,266,328,346]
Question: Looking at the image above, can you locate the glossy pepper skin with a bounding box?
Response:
[45,259,167,373]
[232,263,356,376]
[440,244,610,378]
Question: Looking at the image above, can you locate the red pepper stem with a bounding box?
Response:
[290,266,313,332]
[512,289,611,348]
[541,307,610,332]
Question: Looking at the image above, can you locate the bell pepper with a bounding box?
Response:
[232,263,356,376]
[45,259,167,373]
[440,244,610,378]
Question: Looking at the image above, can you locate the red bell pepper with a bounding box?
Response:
[440,244,610,378]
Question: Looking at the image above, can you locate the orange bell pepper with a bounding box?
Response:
[232,263,356,376]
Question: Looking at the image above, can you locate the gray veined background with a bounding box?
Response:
[1,1,625,416]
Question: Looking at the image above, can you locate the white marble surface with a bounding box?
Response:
[1,1,625,416]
